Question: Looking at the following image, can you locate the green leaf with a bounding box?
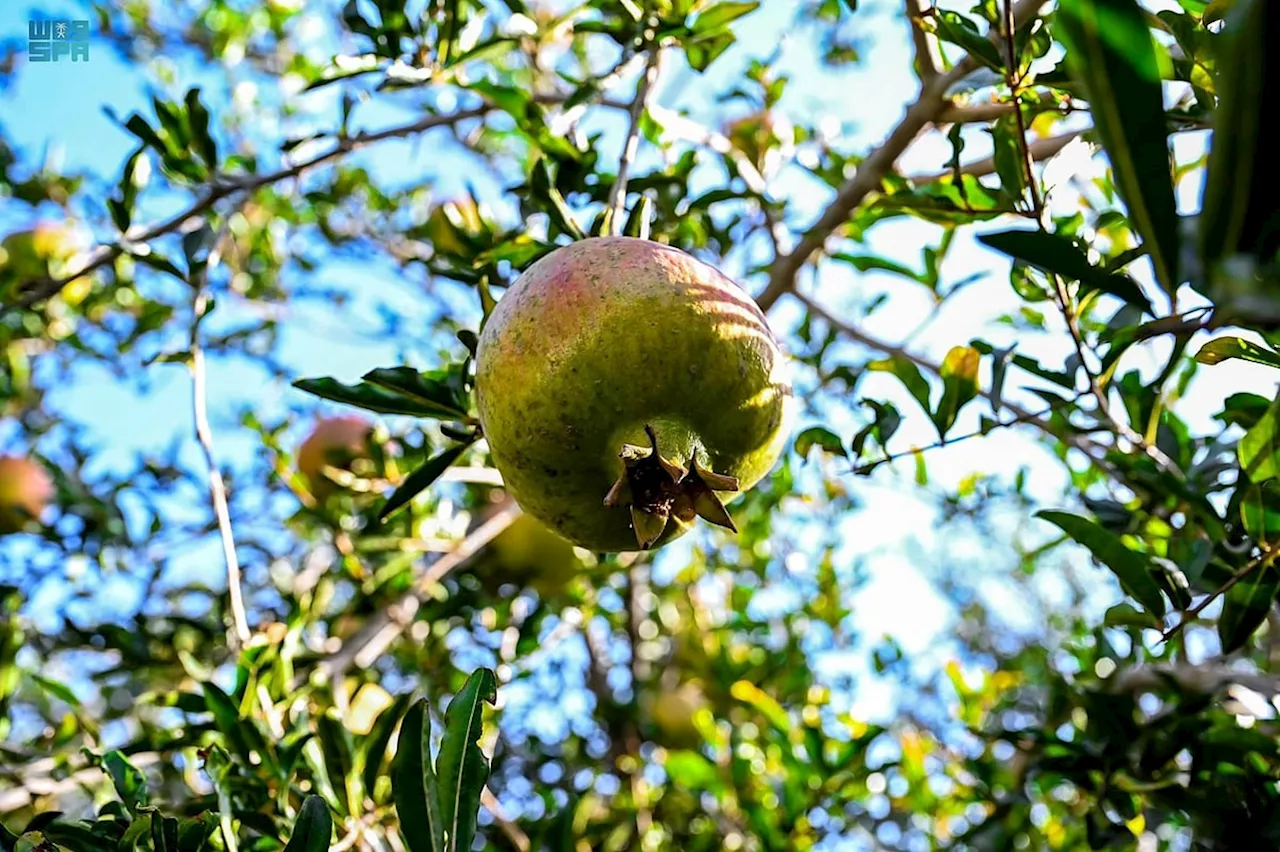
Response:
[1218,561,1280,653]
[1240,482,1280,545]
[866,356,931,417]
[124,114,169,155]
[1103,602,1159,628]
[529,158,585,240]
[315,713,355,812]
[1217,392,1271,431]
[794,427,847,459]
[378,441,471,522]
[685,31,736,72]
[201,681,270,765]
[850,400,902,463]
[102,750,149,813]
[978,229,1153,313]
[1056,0,1179,294]
[122,814,155,850]
[931,10,1004,71]
[281,796,333,852]
[692,1,759,33]
[664,750,722,791]
[361,366,470,419]
[831,252,924,283]
[293,376,464,419]
[175,814,216,851]
[437,0,460,66]
[150,812,180,852]
[130,249,188,282]
[393,700,445,852]
[1194,337,1280,369]
[1239,396,1280,483]
[28,672,80,706]
[1038,511,1166,616]
[933,345,981,438]
[877,175,1015,225]
[1199,0,1276,275]
[437,669,498,852]
[184,88,218,169]
[988,115,1029,203]
[623,195,654,240]
[362,692,416,801]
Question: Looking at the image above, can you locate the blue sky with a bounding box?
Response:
[0,0,1262,733]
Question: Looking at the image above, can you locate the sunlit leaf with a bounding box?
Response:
[1239,396,1280,483]
[1194,337,1280,369]
[436,669,498,852]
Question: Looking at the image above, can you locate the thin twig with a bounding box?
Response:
[3,107,488,316]
[481,786,531,852]
[189,288,250,651]
[1160,546,1280,643]
[906,0,942,81]
[794,290,1115,471]
[318,500,522,679]
[850,394,1087,475]
[911,131,1081,185]
[607,47,663,235]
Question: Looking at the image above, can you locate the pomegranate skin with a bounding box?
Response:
[475,237,790,552]
[297,415,373,498]
[0,456,54,534]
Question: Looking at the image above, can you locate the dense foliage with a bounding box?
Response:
[2,0,1278,849]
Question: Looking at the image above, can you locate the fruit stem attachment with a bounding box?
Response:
[603,423,740,549]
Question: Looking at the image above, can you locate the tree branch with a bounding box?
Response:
[910,131,1081,185]
[2,107,488,317]
[188,251,250,652]
[317,500,522,679]
[1106,662,1280,697]
[850,394,1087,475]
[607,47,664,235]
[757,0,1049,312]
[906,0,942,81]
[1161,546,1280,643]
[794,290,1115,471]
[998,0,1183,480]
[481,786,531,852]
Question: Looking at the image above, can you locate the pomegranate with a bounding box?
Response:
[0,455,54,534]
[474,237,790,552]
[296,415,374,499]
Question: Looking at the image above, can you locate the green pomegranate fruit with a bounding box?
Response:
[648,681,709,748]
[0,455,54,534]
[296,415,373,499]
[475,236,790,552]
[473,510,585,598]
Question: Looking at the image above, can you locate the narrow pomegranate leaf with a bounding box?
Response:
[437,669,498,852]
[392,700,445,852]
[281,796,333,852]
[379,442,471,522]
[1056,0,1179,295]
